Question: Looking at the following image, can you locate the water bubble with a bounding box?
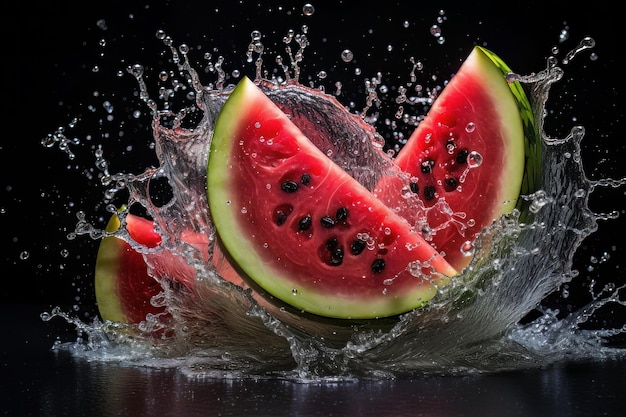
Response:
[430,25,442,37]
[460,241,474,256]
[128,64,144,78]
[341,49,354,63]
[467,151,483,168]
[102,101,114,114]
[302,4,315,16]
[465,122,476,133]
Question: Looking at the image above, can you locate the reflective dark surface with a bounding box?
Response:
[2,305,624,417]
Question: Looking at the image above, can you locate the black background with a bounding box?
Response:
[2,0,624,326]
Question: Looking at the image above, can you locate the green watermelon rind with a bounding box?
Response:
[477,46,542,211]
[95,211,129,323]
[207,76,456,319]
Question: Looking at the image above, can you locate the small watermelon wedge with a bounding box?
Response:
[95,211,203,323]
[375,46,539,272]
[207,76,457,320]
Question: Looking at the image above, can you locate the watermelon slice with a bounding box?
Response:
[375,46,539,272]
[207,76,457,320]
[95,211,202,323]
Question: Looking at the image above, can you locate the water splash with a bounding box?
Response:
[41,18,626,380]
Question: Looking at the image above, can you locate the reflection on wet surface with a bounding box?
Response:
[2,305,624,417]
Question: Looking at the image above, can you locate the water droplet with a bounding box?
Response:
[302,4,315,16]
[460,241,474,256]
[465,122,475,133]
[292,288,298,295]
[467,151,483,168]
[341,49,354,63]
[430,25,442,37]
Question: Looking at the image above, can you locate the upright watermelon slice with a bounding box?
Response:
[207,76,457,320]
[375,46,539,272]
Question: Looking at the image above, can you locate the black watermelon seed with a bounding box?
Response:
[335,207,348,221]
[371,258,385,273]
[409,181,419,194]
[275,211,288,226]
[320,216,336,228]
[300,173,311,185]
[298,215,312,230]
[351,239,367,255]
[445,177,458,190]
[326,237,339,250]
[456,149,469,164]
[330,248,344,266]
[281,180,299,193]
[420,159,434,174]
[424,185,436,201]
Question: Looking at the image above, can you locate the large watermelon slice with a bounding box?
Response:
[207,76,457,319]
[375,46,539,272]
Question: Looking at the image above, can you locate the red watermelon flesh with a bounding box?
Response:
[207,76,457,320]
[375,46,527,272]
[95,212,204,323]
